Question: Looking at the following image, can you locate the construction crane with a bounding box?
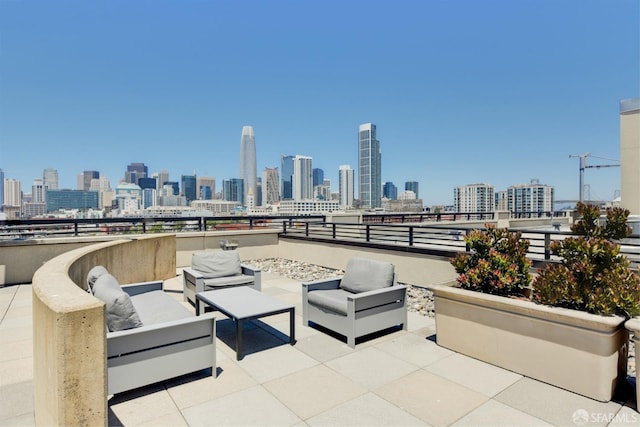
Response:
[569,153,620,203]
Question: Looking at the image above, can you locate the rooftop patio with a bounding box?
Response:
[2,260,638,426]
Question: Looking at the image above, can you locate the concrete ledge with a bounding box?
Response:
[32,234,176,426]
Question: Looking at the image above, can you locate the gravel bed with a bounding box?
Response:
[247,258,634,376]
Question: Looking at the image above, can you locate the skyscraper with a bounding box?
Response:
[358,123,382,209]
[405,181,419,199]
[383,182,398,200]
[197,176,215,200]
[125,163,148,185]
[339,165,354,208]
[79,171,99,191]
[454,183,495,213]
[312,168,324,187]
[262,167,280,206]
[43,168,59,190]
[223,178,244,204]
[240,126,257,207]
[0,169,4,209]
[281,155,295,200]
[181,174,197,203]
[293,155,313,201]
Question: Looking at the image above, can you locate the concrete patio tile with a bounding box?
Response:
[0,357,33,386]
[294,331,355,363]
[494,377,623,427]
[451,399,553,426]
[0,380,34,423]
[374,332,455,368]
[0,325,31,345]
[264,365,368,420]
[182,385,301,426]
[375,369,488,426]
[326,347,419,389]
[0,338,32,363]
[406,311,436,333]
[166,356,258,410]
[134,411,189,427]
[108,388,181,426]
[607,406,640,426]
[305,392,426,426]
[425,352,522,397]
[237,343,319,383]
[0,313,32,330]
[0,411,35,427]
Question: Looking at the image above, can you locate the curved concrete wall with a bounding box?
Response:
[32,235,176,426]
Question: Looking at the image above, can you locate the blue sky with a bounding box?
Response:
[1,0,638,206]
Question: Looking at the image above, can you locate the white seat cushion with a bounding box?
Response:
[93,274,143,332]
[339,257,394,293]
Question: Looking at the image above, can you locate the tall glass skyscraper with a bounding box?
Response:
[293,155,313,201]
[281,155,295,200]
[181,174,197,203]
[240,126,257,207]
[405,181,419,198]
[339,165,354,209]
[358,123,382,209]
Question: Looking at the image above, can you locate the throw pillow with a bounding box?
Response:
[192,251,242,279]
[339,257,395,293]
[93,273,143,332]
[86,265,108,294]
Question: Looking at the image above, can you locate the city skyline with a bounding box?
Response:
[0,1,638,205]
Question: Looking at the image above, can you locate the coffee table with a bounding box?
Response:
[196,287,295,360]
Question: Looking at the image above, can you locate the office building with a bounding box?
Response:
[507,179,554,213]
[240,126,257,207]
[197,176,215,200]
[181,174,197,203]
[154,170,170,192]
[115,183,143,214]
[138,177,157,190]
[32,179,47,203]
[383,182,398,200]
[358,123,382,209]
[223,179,244,205]
[43,168,59,190]
[293,155,313,201]
[278,200,340,215]
[338,165,354,209]
[142,188,157,209]
[262,167,280,206]
[495,190,508,211]
[0,169,4,209]
[3,178,21,208]
[315,180,331,201]
[79,171,99,191]
[46,189,99,212]
[405,181,419,199]
[281,155,294,200]
[125,163,148,185]
[313,168,324,187]
[454,183,495,213]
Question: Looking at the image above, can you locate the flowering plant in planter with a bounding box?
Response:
[532,202,640,317]
[449,224,531,297]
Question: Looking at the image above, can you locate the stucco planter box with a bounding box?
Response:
[432,284,629,402]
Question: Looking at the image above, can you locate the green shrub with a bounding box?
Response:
[450,224,532,297]
[532,203,640,317]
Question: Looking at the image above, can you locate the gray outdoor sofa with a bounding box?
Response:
[302,257,408,348]
[88,266,217,395]
[183,250,262,306]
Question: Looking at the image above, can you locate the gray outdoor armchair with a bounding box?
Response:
[302,257,407,348]
[183,250,261,306]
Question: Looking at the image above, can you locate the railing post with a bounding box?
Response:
[74,221,79,236]
[544,233,551,260]
[465,229,471,252]
[366,225,370,242]
[305,222,309,237]
[249,219,254,230]
[283,221,287,234]
[142,220,146,234]
[332,223,336,239]
[409,227,414,246]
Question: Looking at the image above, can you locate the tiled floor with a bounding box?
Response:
[1,271,638,426]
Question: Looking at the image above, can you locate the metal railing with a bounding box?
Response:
[280,221,640,268]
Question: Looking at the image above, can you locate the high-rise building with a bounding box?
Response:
[197,176,215,200]
[312,168,324,187]
[383,182,398,200]
[154,170,170,192]
[339,165,354,209]
[43,168,59,190]
[46,189,99,212]
[0,169,5,209]
[293,155,313,201]
[405,181,419,199]
[32,179,47,203]
[3,178,21,207]
[262,167,280,206]
[125,163,148,185]
[79,171,99,191]
[240,126,257,207]
[358,123,382,209]
[453,183,495,213]
[281,155,295,200]
[181,174,197,203]
[223,178,244,204]
[507,179,554,213]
